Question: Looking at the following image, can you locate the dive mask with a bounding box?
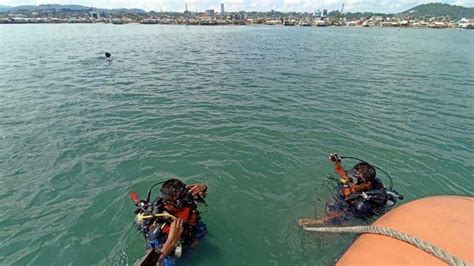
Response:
[164,192,187,209]
[347,170,363,184]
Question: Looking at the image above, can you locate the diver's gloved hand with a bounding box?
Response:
[329,153,341,163]
[187,184,207,198]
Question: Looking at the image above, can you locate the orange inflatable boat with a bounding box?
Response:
[337,196,473,265]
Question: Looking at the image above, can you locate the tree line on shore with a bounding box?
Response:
[1,3,473,21]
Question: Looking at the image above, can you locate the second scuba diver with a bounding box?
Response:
[132,178,208,266]
[299,153,403,226]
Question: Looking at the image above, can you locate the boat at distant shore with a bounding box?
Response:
[112,18,125,25]
[284,20,296,26]
[300,21,311,26]
[315,20,329,27]
[459,23,474,29]
[430,21,448,28]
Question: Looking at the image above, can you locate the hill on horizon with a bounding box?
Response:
[0,4,146,14]
[401,3,474,19]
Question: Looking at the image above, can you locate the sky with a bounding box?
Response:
[0,0,473,13]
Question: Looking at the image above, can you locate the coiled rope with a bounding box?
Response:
[303,225,469,266]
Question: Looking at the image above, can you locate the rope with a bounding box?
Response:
[303,225,469,266]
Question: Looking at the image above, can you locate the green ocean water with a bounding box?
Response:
[0,24,473,265]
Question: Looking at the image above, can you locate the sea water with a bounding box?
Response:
[0,24,473,265]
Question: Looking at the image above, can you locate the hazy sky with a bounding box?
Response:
[1,0,473,13]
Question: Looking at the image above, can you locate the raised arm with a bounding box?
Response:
[330,153,364,197]
[329,153,349,181]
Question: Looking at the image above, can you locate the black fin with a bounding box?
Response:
[139,249,160,266]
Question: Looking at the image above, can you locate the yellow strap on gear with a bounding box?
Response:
[140,213,177,219]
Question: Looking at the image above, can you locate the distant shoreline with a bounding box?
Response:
[1,14,473,29]
[0,22,472,30]
[3,2,473,29]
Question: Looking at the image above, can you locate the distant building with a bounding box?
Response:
[205,9,215,16]
[184,3,191,16]
[322,9,328,17]
[313,10,321,17]
[221,3,224,15]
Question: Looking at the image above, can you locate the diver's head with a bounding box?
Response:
[105,52,111,58]
[160,179,187,210]
[349,162,376,183]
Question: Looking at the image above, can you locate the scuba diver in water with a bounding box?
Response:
[131,179,208,266]
[299,153,403,226]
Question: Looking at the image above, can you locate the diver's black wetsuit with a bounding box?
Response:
[326,178,385,225]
